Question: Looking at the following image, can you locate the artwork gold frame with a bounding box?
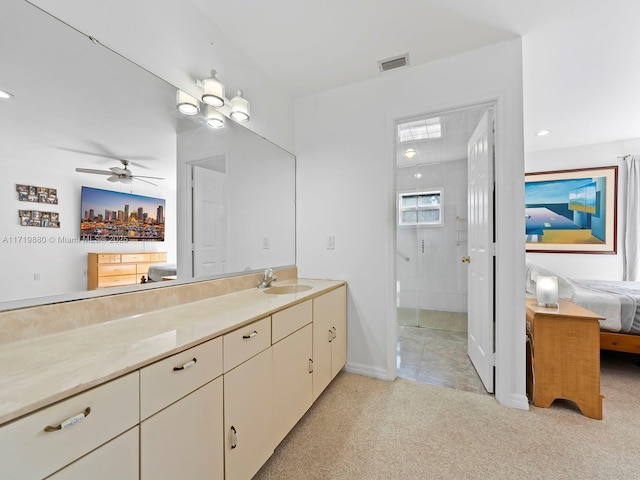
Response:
[525,166,617,254]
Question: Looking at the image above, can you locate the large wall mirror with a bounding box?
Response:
[0,0,296,308]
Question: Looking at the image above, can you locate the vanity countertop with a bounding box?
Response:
[0,278,345,426]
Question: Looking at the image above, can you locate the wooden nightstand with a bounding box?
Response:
[526,298,604,419]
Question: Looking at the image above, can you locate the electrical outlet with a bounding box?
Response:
[326,234,335,250]
[33,273,40,281]
[262,235,270,249]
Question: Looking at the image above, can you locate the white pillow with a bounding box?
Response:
[525,262,575,299]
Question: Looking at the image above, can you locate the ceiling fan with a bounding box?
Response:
[75,159,165,186]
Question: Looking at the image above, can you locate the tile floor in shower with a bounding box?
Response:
[396,308,488,395]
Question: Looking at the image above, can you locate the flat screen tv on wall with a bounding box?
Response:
[80,186,165,241]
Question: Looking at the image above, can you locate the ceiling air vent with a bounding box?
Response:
[378,53,410,72]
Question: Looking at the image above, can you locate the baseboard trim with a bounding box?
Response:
[497,392,530,410]
[345,362,393,381]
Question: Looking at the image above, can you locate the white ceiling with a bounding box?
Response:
[191,0,640,152]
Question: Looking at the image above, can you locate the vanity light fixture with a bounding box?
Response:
[403,148,417,159]
[0,89,14,100]
[229,90,250,122]
[201,69,225,107]
[206,107,225,129]
[176,90,199,115]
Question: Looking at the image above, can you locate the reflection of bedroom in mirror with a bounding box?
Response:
[0,0,295,307]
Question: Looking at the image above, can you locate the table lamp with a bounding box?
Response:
[536,275,558,307]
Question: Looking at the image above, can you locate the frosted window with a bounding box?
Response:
[398,189,443,226]
[401,211,418,224]
[418,210,440,223]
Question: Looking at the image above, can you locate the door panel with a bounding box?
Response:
[192,165,228,277]
[466,110,494,393]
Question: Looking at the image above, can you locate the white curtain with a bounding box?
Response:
[624,155,640,281]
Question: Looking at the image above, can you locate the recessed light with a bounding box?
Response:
[0,90,14,100]
[536,130,550,136]
[414,173,423,179]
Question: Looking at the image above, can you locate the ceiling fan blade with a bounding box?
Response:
[135,178,159,186]
[75,168,112,175]
[131,175,166,180]
[106,175,120,182]
[58,146,154,170]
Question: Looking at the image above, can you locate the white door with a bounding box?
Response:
[192,165,228,277]
[466,110,494,393]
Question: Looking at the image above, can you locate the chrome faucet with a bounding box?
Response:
[258,268,277,288]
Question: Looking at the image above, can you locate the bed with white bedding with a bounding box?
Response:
[526,262,640,353]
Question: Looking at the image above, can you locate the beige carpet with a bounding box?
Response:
[255,351,640,479]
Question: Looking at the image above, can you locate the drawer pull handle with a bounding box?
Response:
[309,358,314,373]
[173,357,197,371]
[242,331,258,339]
[328,329,333,342]
[44,407,91,432]
[230,426,238,449]
[332,327,337,340]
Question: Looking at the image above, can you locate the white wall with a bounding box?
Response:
[29,0,295,153]
[296,38,527,408]
[525,138,640,280]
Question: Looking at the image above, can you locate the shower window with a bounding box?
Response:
[398,190,443,226]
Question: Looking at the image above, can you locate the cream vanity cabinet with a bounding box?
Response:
[0,372,139,480]
[223,317,274,480]
[47,428,139,480]
[272,300,314,446]
[312,285,347,400]
[139,337,224,480]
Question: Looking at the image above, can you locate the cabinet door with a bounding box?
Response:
[141,377,224,480]
[48,427,138,480]
[329,286,347,378]
[224,347,274,480]
[312,285,347,400]
[273,323,313,446]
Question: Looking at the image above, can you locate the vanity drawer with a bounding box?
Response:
[272,300,312,343]
[140,336,223,420]
[0,372,139,480]
[98,264,137,276]
[224,316,271,372]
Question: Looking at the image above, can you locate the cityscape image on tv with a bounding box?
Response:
[80,186,165,241]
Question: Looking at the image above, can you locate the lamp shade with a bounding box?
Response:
[230,90,250,122]
[201,70,225,107]
[176,90,199,115]
[206,107,225,129]
[536,276,558,307]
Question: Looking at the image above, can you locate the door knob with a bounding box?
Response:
[461,256,470,263]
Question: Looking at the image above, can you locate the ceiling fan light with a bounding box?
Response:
[206,107,225,129]
[230,90,250,122]
[201,70,225,107]
[176,90,199,115]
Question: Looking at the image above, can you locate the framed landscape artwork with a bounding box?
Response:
[525,166,617,254]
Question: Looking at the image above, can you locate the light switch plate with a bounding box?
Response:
[326,234,335,250]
